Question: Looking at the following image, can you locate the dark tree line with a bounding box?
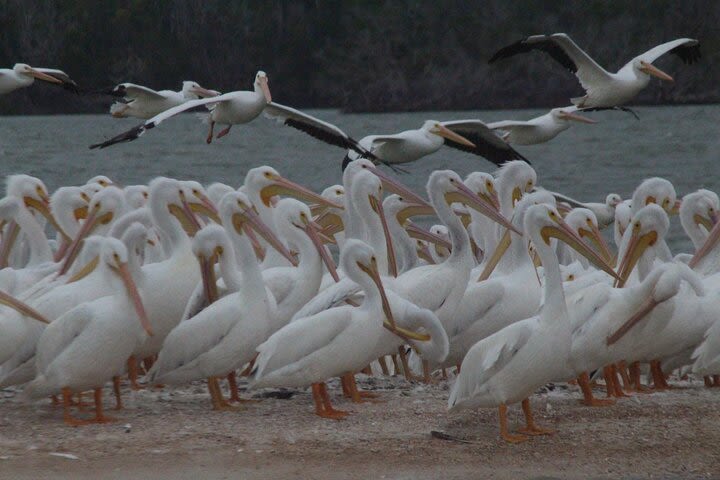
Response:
[0,0,716,114]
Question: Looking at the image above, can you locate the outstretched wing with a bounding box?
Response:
[490,33,612,93]
[89,93,235,149]
[441,119,528,166]
[264,102,374,158]
[633,38,701,65]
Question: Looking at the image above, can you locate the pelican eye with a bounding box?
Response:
[264,172,272,178]
[567,274,575,281]
[335,190,342,195]
[142,192,148,199]
[216,246,224,256]
[193,189,199,195]
[95,201,102,210]
[586,218,593,226]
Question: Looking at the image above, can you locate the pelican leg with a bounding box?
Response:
[208,377,241,410]
[51,395,60,406]
[650,361,671,390]
[578,372,614,407]
[127,356,142,390]
[91,388,116,423]
[602,366,616,398]
[441,368,448,380]
[240,356,257,377]
[609,364,629,397]
[342,373,379,403]
[397,346,415,381]
[498,404,528,443]
[378,356,390,375]
[713,375,720,387]
[112,376,123,410]
[617,361,632,390]
[216,125,232,139]
[141,355,156,374]
[61,387,88,426]
[390,355,401,375]
[227,372,241,402]
[422,360,433,384]
[316,382,349,420]
[456,363,462,374]
[629,362,651,393]
[704,376,714,388]
[206,121,215,144]
[517,398,554,436]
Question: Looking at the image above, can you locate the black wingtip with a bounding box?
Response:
[341,154,352,171]
[89,124,145,150]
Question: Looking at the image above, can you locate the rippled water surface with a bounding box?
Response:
[2,105,719,251]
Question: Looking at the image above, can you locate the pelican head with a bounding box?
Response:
[12,63,62,84]
[123,185,149,209]
[615,204,669,287]
[7,174,71,241]
[680,189,719,243]
[565,208,613,264]
[182,81,219,99]
[606,193,623,208]
[254,71,272,103]
[58,187,126,275]
[191,225,230,304]
[101,238,153,336]
[524,204,619,280]
[550,106,596,124]
[86,175,113,188]
[430,170,519,234]
[220,191,297,266]
[631,177,677,216]
[344,159,428,207]
[246,166,341,210]
[181,180,220,223]
[635,59,674,82]
[495,160,537,211]
[275,198,337,277]
[464,172,500,210]
[423,120,476,148]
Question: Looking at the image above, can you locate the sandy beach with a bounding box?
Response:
[1,374,719,479]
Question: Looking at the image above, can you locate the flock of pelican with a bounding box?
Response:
[1,34,715,444]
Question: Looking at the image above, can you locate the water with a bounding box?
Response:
[2,105,719,252]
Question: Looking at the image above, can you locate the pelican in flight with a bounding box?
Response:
[489,34,700,107]
[104,81,219,119]
[487,106,597,145]
[0,63,77,95]
[344,120,527,169]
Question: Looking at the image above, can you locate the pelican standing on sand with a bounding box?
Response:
[448,204,619,443]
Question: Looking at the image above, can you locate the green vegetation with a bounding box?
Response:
[0,0,715,114]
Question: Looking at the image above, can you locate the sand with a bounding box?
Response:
[1,374,719,479]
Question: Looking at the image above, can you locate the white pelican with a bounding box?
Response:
[0,63,77,95]
[104,81,218,119]
[448,204,619,443]
[23,238,153,425]
[487,106,597,145]
[251,240,429,419]
[548,190,622,229]
[344,120,526,169]
[90,70,270,148]
[148,202,285,408]
[489,34,701,107]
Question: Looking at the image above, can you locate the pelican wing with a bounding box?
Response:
[440,120,528,166]
[486,120,533,130]
[252,308,353,381]
[113,83,168,102]
[35,304,94,372]
[290,277,362,321]
[264,102,375,159]
[89,93,235,149]
[150,299,239,381]
[490,33,612,92]
[633,38,701,65]
[35,68,79,92]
